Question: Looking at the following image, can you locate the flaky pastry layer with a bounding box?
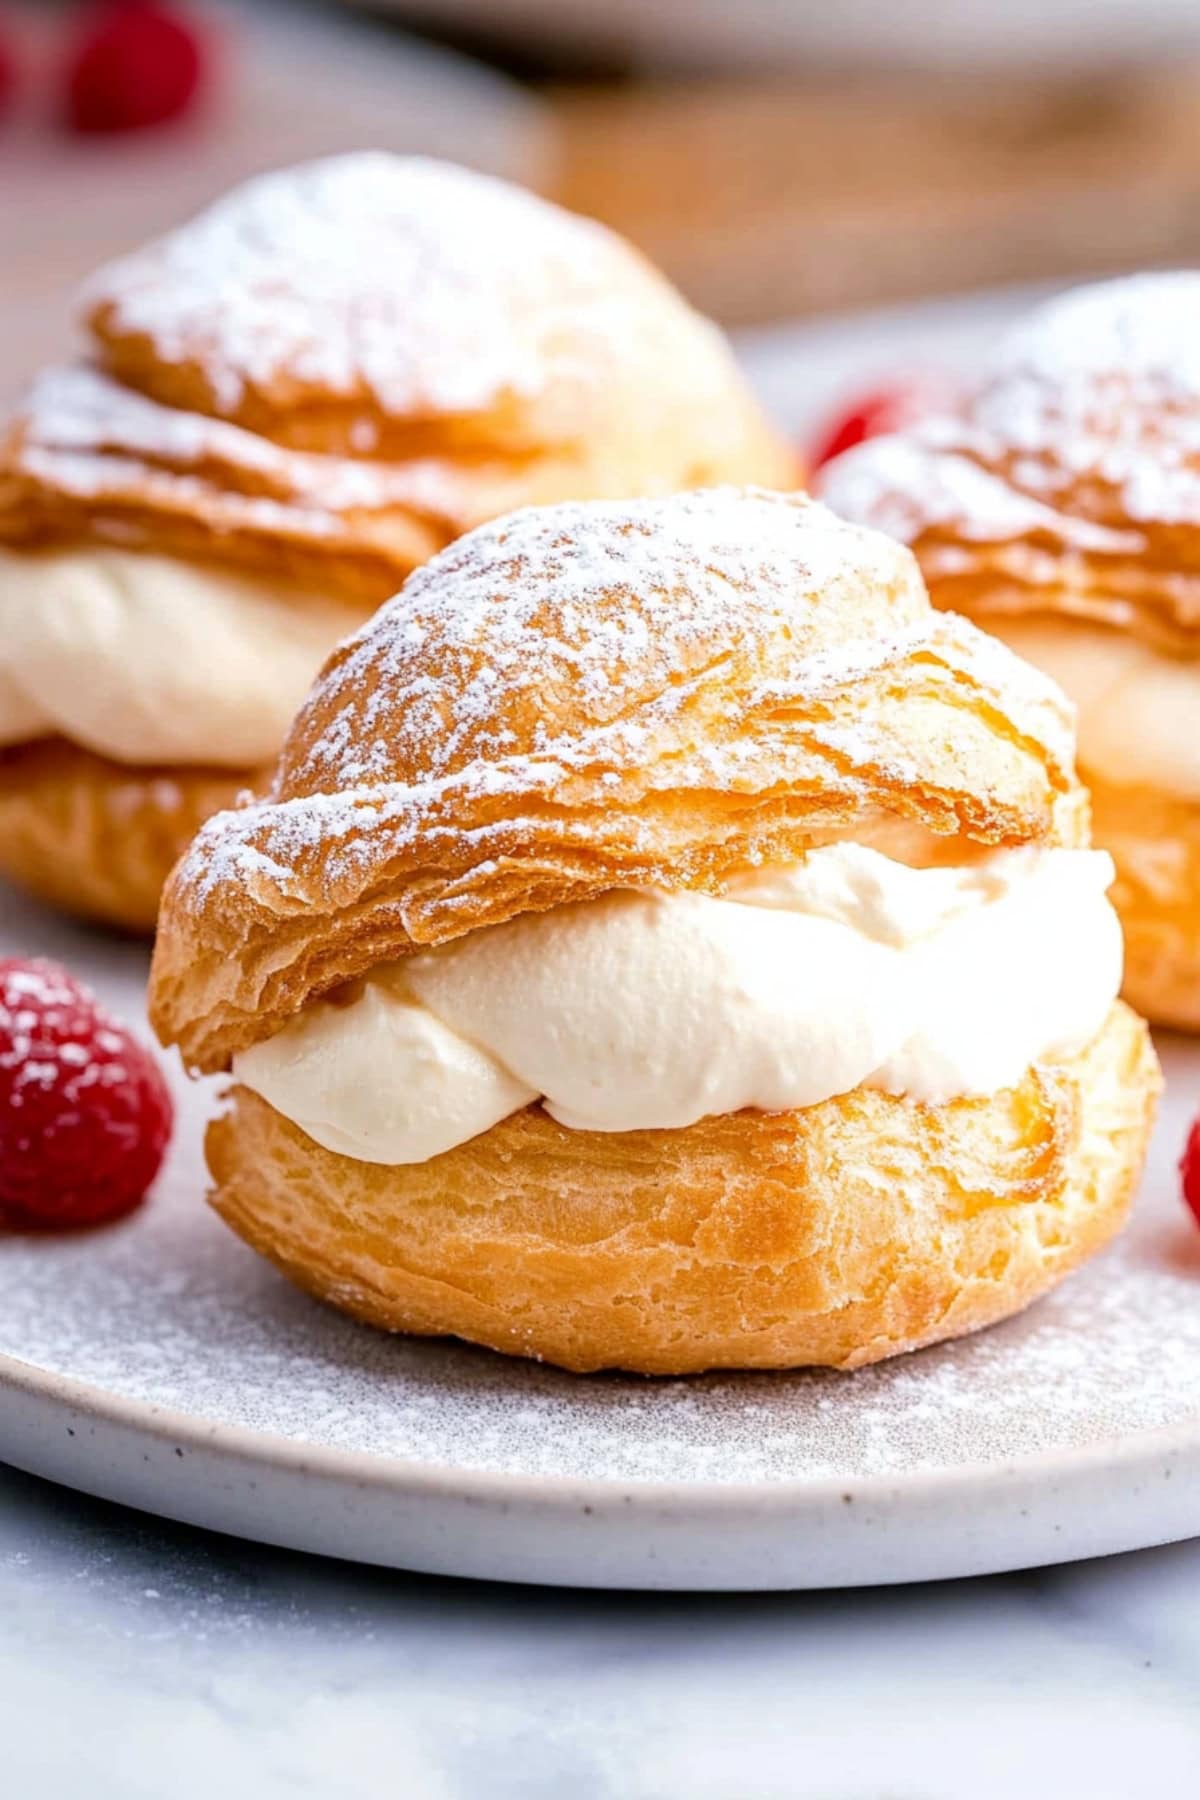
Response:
[0,362,792,605]
[1087,773,1200,1030]
[206,1002,1158,1374]
[817,278,1200,1028]
[819,276,1200,653]
[0,739,256,932]
[821,433,1200,656]
[0,159,792,600]
[150,490,1086,1070]
[0,369,445,604]
[82,154,786,463]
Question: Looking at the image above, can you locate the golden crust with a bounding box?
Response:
[149,477,1154,1377]
[817,276,1200,1029]
[0,371,440,606]
[150,490,1086,1070]
[822,470,1200,659]
[0,739,256,932]
[205,1002,1159,1375]
[81,153,788,466]
[0,158,793,597]
[0,158,791,934]
[818,275,1200,653]
[0,365,793,604]
[1087,775,1200,1030]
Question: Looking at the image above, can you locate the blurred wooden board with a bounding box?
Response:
[552,67,1200,323]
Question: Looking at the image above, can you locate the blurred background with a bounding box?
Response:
[5,0,1200,381]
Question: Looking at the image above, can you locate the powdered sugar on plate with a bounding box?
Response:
[1,869,1196,1494]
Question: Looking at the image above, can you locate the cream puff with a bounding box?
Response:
[0,152,792,931]
[820,274,1200,1030]
[148,488,1158,1375]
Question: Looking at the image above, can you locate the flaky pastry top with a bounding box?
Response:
[0,366,463,600]
[0,156,792,595]
[820,274,1200,654]
[84,152,781,452]
[150,488,1084,1070]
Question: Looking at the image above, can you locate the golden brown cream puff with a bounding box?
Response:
[820,273,1200,1029]
[149,488,1158,1374]
[0,153,792,931]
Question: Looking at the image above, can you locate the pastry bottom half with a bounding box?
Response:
[207,1001,1158,1376]
[1090,773,1200,1032]
[0,737,254,933]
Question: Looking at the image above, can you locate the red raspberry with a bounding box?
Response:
[0,958,172,1229]
[1182,1119,1200,1230]
[63,2,207,136]
[0,28,16,121]
[809,374,954,472]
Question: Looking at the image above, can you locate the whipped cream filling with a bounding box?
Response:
[234,842,1122,1167]
[0,546,365,767]
[984,616,1200,802]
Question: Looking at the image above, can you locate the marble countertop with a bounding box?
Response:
[3,1457,1199,1798]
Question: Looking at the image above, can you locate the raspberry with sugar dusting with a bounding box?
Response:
[0,957,172,1228]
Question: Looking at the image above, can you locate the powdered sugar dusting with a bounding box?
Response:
[285,487,923,792]
[986,272,1200,426]
[11,365,473,527]
[0,961,129,1122]
[84,153,684,420]
[820,426,1145,553]
[0,880,1196,1487]
[163,486,1073,908]
[823,274,1200,540]
[976,273,1200,526]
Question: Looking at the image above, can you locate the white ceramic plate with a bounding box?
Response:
[2,291,1199,1590]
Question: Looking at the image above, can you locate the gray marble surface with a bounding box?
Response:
[3,1459,1199,1798]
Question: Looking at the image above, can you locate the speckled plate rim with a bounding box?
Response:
[2,1343,1199,1590]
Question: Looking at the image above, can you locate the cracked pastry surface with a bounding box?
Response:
[150,487,1159,1374]
[0,153,792,930]
[820,273,1200,1028]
